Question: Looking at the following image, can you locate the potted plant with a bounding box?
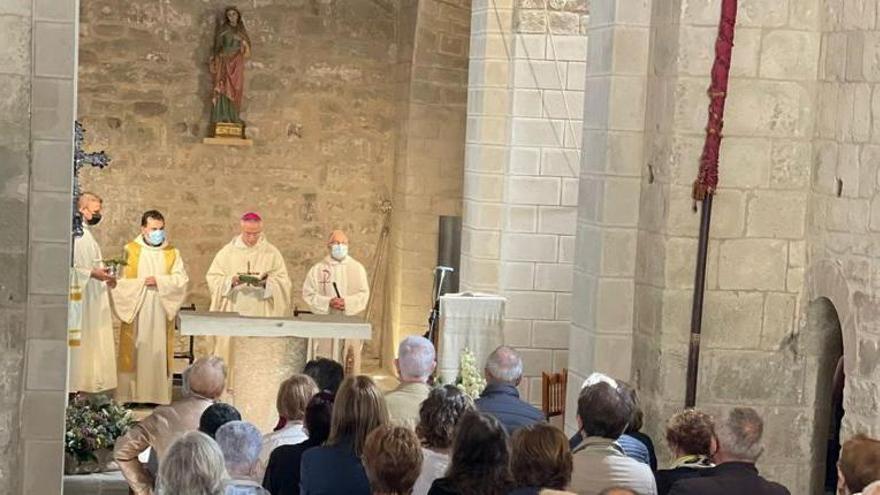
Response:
[64,394,134,475]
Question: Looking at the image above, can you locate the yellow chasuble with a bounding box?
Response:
[111,237,188,404]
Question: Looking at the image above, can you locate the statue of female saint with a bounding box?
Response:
[209,7,251,137]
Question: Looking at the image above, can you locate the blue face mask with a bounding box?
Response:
[146,229,166,246]
[331,244,348,260]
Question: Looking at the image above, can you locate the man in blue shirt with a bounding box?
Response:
[475,345,544,434]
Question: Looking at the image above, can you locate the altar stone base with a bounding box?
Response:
[229,336,308,432]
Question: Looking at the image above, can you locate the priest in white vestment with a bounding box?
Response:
[111,210,189,405]
[69,192,118,393]
[302,230,370,372]
[206,212,293,362]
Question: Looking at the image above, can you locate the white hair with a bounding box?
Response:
[156,431,227,495]
[215,421,263,475]
[397,336,436,381]
[581,372,618,390]
[716,407,764,462]
[485,345,524,384]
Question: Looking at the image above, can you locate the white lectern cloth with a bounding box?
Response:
[438,293,506,384]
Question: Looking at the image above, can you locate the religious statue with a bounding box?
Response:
[209,7,251,139]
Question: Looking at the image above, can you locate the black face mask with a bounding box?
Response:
[86,213,102,226]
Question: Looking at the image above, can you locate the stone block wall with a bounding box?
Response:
[77,0,413,360]
[622,1,821,489]
[811,0,880,446]
[0,1,77,493]
[461,0,586,403]
[385,0,470,365]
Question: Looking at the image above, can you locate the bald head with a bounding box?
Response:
[485,345,524,385]
[77,192,102,209]
[864,481,880,495]
[598,489,637,495]
[184,357,227,399]
[77,192,104,224]
[327,230,349,245]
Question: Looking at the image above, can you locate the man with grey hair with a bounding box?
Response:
[216,421,270,494]
[668,407,790,495]
[474,345,544,434]
[116,357,227,495]
[385,335,436,429]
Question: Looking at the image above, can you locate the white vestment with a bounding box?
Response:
[111,236,189,404]
[302,255,369,370]
[206,235,293,361]
[69,226,117,393]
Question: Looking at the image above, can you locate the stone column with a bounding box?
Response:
[461,0,587,402]
[0,0,78,493]
[565,0,652,433]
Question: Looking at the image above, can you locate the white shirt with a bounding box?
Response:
[412,447,450,495]
[253,422,308,481]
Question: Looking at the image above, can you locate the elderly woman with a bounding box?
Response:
[254,374,318,480]
[363,425,424,495]
[156,431,228,495]
[300,376,389,494]
[216,421,270,494]
[412,385,474,495]
[509,424,573,494]
[654,410,716,495]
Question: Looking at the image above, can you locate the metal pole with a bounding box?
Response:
[685,195,713,408]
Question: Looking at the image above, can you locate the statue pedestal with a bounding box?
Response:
[202,137,253,146]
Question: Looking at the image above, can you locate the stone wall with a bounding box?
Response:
[0,1,77,493]
[385,0,470,365]
[812,0,880,449]
[77,0,402,355]
[461,0,586,403]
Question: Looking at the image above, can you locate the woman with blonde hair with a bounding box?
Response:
[255,374,318,479]
[300,375,389,495]
[156,431,228,495]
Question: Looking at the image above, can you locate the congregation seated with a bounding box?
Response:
[476,345,544,434]
[428,411,513,495]
[201,402,243,438]
[302,358,344,395]
[156,431,228,495]
[300,375,389,495]
[654,410,715,495]
[385,336,436,429]
[255,374,318,479]
[412,385,475,495]
[667,407,789,495]
[363,425,424,495]
[568,380,656,495]
[838,434,880,495]
[262,391,334,495]
[115,356,227,495]
[216,421,270,494]
[509,423,574,495]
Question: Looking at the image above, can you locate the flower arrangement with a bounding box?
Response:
[102,258,127,278]
[65,394,134,465]
[456,347,486,400]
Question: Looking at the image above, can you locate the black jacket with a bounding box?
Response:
[475,384,544,434]
[667,462,790,495]
[262,437,322,495]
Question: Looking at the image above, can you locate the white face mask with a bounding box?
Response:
[330,244,348,260]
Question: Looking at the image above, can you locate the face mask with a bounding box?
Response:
[146,229,166,246]
[86,213,102,226]
[331,244,348,260]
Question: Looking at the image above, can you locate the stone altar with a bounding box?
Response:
[179,312,370,431]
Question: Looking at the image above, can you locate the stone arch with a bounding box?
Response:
[799,259,855,495]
